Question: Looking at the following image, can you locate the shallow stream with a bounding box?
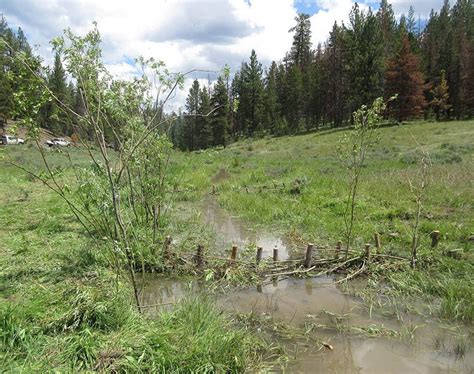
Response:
[200,197,292,260]
[140,198,473,373]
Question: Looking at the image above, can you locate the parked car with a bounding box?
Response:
[1,135,25,145]
[45,138,70,147]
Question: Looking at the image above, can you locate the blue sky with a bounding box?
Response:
[2,0,444,107]
[295,0,322,14]
[296,0,437,16]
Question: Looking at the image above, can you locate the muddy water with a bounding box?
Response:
[141,276,473,373]
[200,197,292,260]
[141,200,473,372]
[218,277,473,373]
[139,277,199,312]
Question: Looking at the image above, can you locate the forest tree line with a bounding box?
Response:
[172,0,474,150]
[1,0,473,150]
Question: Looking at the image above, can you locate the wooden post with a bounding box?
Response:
[256,246,263,265]
[365,243,371,262]
[273,246,278,262]
[163,235,171,258]
[195,244,203,268]
[335,240,342,259]
[374,233,381,253]
[430,230,440,248]
[305,243,314,268]
[231,244,238,262]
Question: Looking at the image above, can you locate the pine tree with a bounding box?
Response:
[459,35,474,117]
[170,108,187,150]
[325,22,347,127]
[346,5,385,114]
[437,0,453,74]
[50,53,67,98]
[288,13,312,69]
[196,87,212,149]
[286,64,303,132]
[275,62,289,132]
[16,27,32,54]
[308,44,327,130]
[449,0,474,118]
[385,33,427,121]
[421,10,440,85]
[238,50,264,136]
[211,76,229,147]
[377,0,397,60]
[184,79,200,150]
[429,69,451,120]
[421,1,454,102]
[263,61,280,132]
[45,52,70,134]
[230,70,243,137]
[405,6,421,53]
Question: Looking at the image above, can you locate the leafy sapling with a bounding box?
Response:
[337,97,387,257]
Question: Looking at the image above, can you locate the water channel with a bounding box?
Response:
[140,198,473,373]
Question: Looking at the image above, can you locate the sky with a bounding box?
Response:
[2,0,444,108]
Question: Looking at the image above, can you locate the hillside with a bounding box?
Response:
[180,120,473,248]
[176,119,474,320]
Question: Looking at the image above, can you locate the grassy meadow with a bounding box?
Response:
[176,120,474,321]
[0,119,473,370]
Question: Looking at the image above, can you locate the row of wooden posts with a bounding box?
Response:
[161,229,441,269]
[211,183,286,195]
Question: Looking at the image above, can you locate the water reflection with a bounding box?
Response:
[200,197,292,260]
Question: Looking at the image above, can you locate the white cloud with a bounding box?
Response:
[106,62,140,80]
[230,0,297,62]
[2,0,445,108]
[310,0,356,45]
[389,0,444,17]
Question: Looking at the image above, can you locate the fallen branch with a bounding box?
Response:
[310,256,361,277]
[266,265,316,278]
[335,261,366,284]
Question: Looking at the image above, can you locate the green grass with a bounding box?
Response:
[175,121,473,245]
[174,120,474,321]
[0,120,472,371]
[0,145,271,372]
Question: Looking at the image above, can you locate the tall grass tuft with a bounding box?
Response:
[117,296,268,373]
[62,328,100,370]
[0,306,34,352]
[47,284,131,333]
